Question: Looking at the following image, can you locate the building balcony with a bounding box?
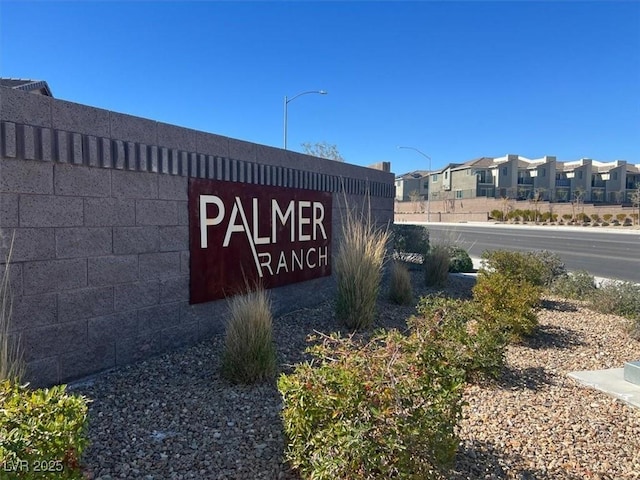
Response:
[556,179,571,187]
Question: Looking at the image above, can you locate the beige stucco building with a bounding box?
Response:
[397,154,640,204]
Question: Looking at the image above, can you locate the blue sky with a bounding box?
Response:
[1,1,639,174]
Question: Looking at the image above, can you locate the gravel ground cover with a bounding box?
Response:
[73,272,640,480]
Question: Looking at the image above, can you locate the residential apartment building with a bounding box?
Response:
[394,170,430,201]
[397,154,640,204]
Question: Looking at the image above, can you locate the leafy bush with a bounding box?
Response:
[562,214,573,221]
[335,208,389,330]
[590,214,600,223]
[0,381,90,479]
[473,272,541,341]
[448,246,474,273]
[412,296,507,380]
[480,250,565,288]
[390,224,429,256]
[590,282,640,326]
[221,286,276,384]
[550,271,597,299]
[388,261,413,305]
[279,329,465,480]
[480,250,542,286]
[527,250,567,287]
[424,244,450,287]
[603,214,613,222]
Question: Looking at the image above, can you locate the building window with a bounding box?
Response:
[455,190,463,199]
[613,172,618,180]
[444,171,449,179]
[423,181,429,189]
[502,167,508,176]
[541,168,546,177]
[432,174,439,182]
[578,171,583,179]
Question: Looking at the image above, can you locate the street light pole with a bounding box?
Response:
[283,90,327,150]
[398,146,432,223]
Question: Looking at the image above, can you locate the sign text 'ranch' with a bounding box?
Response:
[188,178,332,304]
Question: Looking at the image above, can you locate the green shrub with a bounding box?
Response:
[527,250,567,287]
[388,261,413,305]
[278,329,465,480]
[473,272,541,341]
[480,250,543,286]
[590,214,600,223]
[424,244,450,287]
[0,233,24,383]
[603,214,613,222]
[390,224,429,256]
[335,208,389,330]
[508,209,522,222]
[221,286,276,384]
[412,296,507,380]
[522,209,533,222]
[480,250,565,288]
[562,214,573,221]
[0,381,90,479]
[590,282,640,323]
[448,246,473,273]
[550,271,597,299]
[490,209,504,221]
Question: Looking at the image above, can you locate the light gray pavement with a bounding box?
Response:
[568,369,640,410]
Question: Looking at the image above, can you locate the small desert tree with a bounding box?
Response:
[408,189,421,213]
[571,187,586,222]
[531,188,546,223]
[631,182,640,226]
[301,141,345,162]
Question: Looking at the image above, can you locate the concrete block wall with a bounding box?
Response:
[0,87,394,386]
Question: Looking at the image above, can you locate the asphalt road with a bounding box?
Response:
[405,222,640,283]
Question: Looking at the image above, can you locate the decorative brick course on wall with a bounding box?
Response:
[0,87,394,386]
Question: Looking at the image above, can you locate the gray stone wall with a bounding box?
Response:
[0,87,394,386]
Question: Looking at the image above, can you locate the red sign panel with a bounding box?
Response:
[188,178,332,304]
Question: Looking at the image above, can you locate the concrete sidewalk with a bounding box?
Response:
[568,369,640,410]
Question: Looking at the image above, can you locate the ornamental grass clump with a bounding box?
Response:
[388,261,413,305]
[221,286,276,384]
[0,233,24,383]
[334,207,389,330]
[424,244,450,287]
